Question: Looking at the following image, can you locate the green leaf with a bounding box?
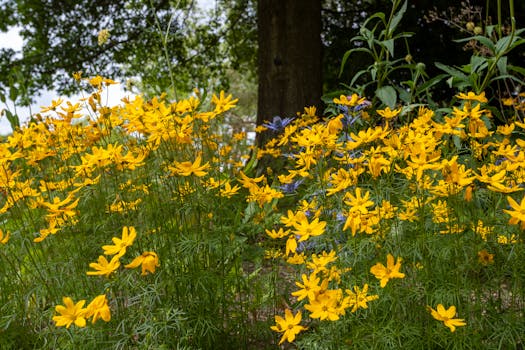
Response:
[8,87,18,103]
[496,56,508,75]
[381,39,394,56]
[415,74,447,94]
[507,64,525,76]
[508,37,525,51]
[4,109,20,130]
[470,55,488,73]
[362,12,386,28]
[395,85,411,104]
[242,152,258,176]
[495,35,512,54]
[489,74,525,86]
[350,69,370,87]
[339,47,373,76]
[388,0,407,36]
[370,66,377,81]
[435,62,470,83]
[455,36,496,53]
[375,86,397,108]
[453,135,462,150]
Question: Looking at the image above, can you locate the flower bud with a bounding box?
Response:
[466,22,475,32]
[474,26,483,35]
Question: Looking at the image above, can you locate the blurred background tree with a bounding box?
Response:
[1,0,523,128]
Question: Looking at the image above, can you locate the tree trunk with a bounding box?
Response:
[256,0,322,148]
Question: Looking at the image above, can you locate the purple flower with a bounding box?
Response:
[263,116,295,133]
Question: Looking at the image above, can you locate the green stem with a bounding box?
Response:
[497,0,502,37]
[150,0,180,101]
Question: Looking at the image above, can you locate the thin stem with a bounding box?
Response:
[497,0,502,38]
[150,0,181,101]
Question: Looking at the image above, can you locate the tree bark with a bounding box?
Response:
[256,0,322,147]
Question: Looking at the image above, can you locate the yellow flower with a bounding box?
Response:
[86,255,121,277]
[125,251,160,275]
[477,249,494,265]
[304,289,343,321]
[270,309,307,345]
[285,235,298,255]
[265,227,290,239]
[427,304,466,332]
[306,250,338,275]
[370,254,405,288]
[503,194,525,229]
[377,106,402,120]
[85,294,111,324]
[333,94,366,107]
[52,297,87,328]
[291,213,326,242]
[291,273,321,301]
[40,98,64,112]
[0,228,10,244]
[212,91,238,114]
[287,252,306,264]
[344,187,374,214]
[456,91,488,103]
[219,181,240,198]
[171,156,210,177]
[344,283,379,313]
[88,75,104,88]
[73,71,82,81]
[102,226,137,257]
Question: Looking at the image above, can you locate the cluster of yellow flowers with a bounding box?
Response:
[87,226,159,277]
[0,76,246,330]
[263,91,525,343]
[53,295,111,329]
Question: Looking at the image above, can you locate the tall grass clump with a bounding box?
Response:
[0,75,281,349]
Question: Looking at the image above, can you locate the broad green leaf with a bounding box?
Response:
[496,56,508,75]
[470,55,488,73]
[376,85,397,108]
[495,35,512,54]
[8,87,18,102]
[395,85,411,104]
[388,0,407,36]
